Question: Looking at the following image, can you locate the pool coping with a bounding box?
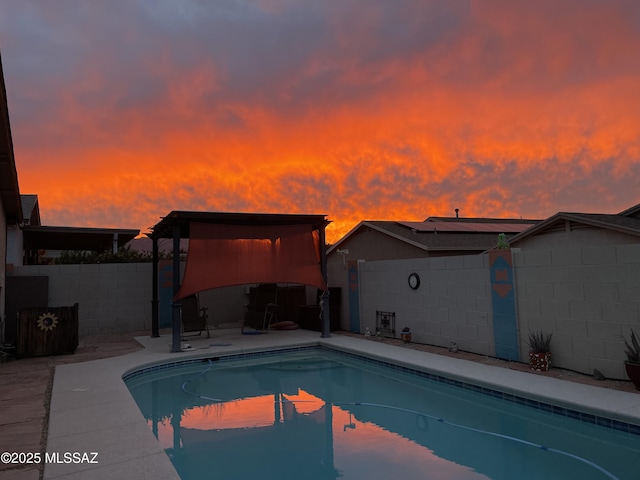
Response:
[44,330,640,480]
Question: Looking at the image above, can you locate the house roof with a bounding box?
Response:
[508,209,640,245]
[399,221,534,233]
[618,202,640,219]
[0,51,22,224]
[149,210,330,239]
[21,194,41,226]
[23,225,140,252]
[328,217,540,254]
[424,216,539,224]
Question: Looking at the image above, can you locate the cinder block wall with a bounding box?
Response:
[513,244,640,380]
[357,245,640,380]
[359,254,494,356]
[13,263,153,337]
[327,261,351,330]
[11,243,640,379]
[10,264,298,336]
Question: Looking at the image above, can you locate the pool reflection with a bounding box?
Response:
[128,353,636,480]
[146,386,488,480]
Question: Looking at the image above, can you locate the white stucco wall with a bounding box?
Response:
[330,227,429,262]
[514,224,638,250]
[6,224,22,267]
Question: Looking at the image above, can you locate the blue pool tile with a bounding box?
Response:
[123,345,640,436]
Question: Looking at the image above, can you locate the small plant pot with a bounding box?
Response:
[529,351,551,372]
[624,361,640,390]
[400,331,411,343]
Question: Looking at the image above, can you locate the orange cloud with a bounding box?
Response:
[2,1,639,243]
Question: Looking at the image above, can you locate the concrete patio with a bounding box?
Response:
[1,328,638,480]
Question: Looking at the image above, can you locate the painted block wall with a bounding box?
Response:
[10,264,302,336]
[513,244,640,380]
[327,261,351,330]
[356,244,640,380]
[9,243,640,380]
[325,227,430,332]
[13,264,153,337]
[358,254,494,356]
[488,250,519,361]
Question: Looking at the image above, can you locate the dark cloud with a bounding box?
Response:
[0,0,639,241]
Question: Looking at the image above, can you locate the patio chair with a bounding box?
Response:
[181,294,210,338]
[243,284,278,333]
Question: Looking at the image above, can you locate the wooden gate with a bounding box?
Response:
[16,304,79,358]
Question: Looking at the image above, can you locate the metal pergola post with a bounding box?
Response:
[151,235,159,337]
[171,224,182,352]
[319,225,331,338]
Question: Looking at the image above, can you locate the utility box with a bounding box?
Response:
[16,304,79,358]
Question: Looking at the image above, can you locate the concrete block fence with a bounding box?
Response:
[9,263,293,339]
[12,263,154,337]
[9,243,640,379]
[341,244,640,380]
[513,245,640,380]
[357,255,494,358]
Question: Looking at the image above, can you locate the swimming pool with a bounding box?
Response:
[125,346,640,480]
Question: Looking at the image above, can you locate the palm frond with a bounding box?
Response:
[623,329,640,364]
[527,330,552,353]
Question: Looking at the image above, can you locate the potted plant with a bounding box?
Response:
[527,330,552,372]
[623,329,640,390]
[400,327,411,343]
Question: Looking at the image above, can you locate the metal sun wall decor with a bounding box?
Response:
[37,312,59,331]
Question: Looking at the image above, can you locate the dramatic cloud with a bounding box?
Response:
[1,0,639,242]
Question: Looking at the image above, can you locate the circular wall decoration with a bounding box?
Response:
[37,312,59,331]
[408,272,421,290]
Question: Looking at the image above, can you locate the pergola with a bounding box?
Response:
[148,211,332,352]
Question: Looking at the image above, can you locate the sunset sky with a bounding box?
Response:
[1,1,639,243]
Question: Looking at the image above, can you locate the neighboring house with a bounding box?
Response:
[0,51,23,326]
[328,215,540,262]
[6,194,139,267]
[20,223,139,265]
[21,193,40,226]
[5,194,40,268]
[327,215,540,331]
[508,203,640,249]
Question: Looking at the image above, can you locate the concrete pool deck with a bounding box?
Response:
[2,329,639,480]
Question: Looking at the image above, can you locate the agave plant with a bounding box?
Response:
[623,329,640,365]
[527,330,552,353]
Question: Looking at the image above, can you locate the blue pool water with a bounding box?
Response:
[125,347,640,480]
